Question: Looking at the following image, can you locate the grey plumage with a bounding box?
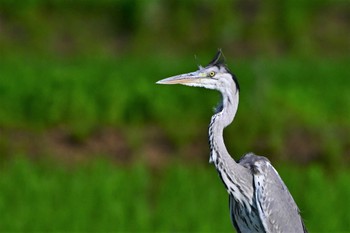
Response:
[157,50,307,233]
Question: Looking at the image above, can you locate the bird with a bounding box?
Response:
[156,50,308,233]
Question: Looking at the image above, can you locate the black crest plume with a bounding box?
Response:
[207,49,226,67]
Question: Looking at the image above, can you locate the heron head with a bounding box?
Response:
[156,49,240,94]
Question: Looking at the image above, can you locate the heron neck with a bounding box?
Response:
[209,90,239,164]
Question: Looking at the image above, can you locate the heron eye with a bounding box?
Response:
[209,71,216,77]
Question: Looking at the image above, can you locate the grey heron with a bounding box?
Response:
[156,50,307,233]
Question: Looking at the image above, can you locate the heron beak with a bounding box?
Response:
[156,71,205,85]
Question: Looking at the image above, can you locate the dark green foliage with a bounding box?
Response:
[0,0,349,56]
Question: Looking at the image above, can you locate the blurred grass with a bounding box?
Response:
[0,156,349,232]
[0,55,349,164]
[0,157,151,232]
[2,55,349,129]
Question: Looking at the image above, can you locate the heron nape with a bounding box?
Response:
[157,50,307,233]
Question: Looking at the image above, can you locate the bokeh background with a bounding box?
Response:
[0,0,350,232]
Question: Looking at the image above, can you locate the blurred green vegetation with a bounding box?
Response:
[0,0,350,232]
[1,157,350,232]
[0,0,349,56]
[0,56,349,166]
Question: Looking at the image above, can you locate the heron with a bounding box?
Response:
[156,50,307,233]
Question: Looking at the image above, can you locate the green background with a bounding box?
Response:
[0,0,350,232]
